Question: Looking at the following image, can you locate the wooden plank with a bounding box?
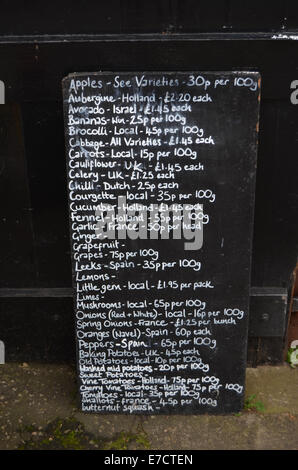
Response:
[0,288,73,298]
[0,104,37,287]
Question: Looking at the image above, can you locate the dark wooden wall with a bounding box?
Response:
[0,1,297,365]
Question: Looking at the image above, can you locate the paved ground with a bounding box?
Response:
[0,362,297,450]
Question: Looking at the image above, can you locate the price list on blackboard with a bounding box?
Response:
[62,71,260,414]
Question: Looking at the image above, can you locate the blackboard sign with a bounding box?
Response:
[62,71,260,414]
